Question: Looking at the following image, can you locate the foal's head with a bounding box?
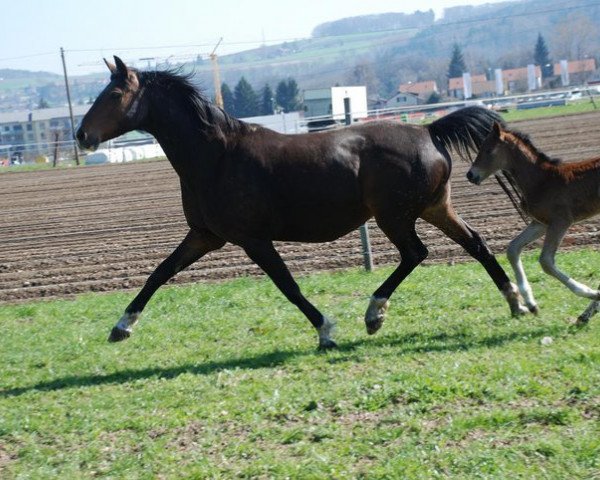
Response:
[466,122,513,185]
[76,56,146,151]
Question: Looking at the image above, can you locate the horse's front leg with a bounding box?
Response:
[539,219,600,300]
[507,221,546,314]
[109,229,225,342]
[242,240,336,349]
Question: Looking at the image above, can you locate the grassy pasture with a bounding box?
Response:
[1,249,599,478]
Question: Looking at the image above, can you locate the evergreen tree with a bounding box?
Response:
[533,33,552,79]
[260,84,274,115]
[37,97,50,109]
[447,43,467,79]
[233,77,258,118]
[275,78,300,113]
[221,82,236,116]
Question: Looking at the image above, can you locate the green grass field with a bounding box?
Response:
[502,99,599,123]
[1,250,598,478]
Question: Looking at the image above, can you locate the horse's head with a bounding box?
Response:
[76,56,146,151]
[467,121,509,185]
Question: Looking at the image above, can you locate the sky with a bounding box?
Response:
[1,0,508,75]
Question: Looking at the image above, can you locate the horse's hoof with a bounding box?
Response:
[365,319,383,335]
[108,327,131,342]
[574,315,590,327]
[528,304,539,315]
[318,339,338,350]
[365,297,389,335]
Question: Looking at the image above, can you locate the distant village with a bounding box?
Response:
[0,56,598,166]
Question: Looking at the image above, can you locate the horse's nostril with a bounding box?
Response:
[466,171,473,181]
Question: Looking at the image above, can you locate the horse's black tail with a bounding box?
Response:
[428,106,505,162]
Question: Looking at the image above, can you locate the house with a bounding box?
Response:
[397,80,438,100]
[501,66,542,92]
[552,58,596,85]
[0,105,89,162]
[303,86,368,119]
[384,91,422,108]
[448,74,488,98]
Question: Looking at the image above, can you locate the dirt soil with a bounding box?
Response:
[1,111,599,302]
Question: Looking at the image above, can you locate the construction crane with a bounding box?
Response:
[210,37,224,109]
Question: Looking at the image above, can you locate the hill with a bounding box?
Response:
[1,0,600,110]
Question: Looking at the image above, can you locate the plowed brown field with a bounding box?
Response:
[2,111,600,302]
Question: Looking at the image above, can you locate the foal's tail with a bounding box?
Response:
[428,106,505,162]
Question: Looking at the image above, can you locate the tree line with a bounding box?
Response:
[221,77,300,118]
[447,32,554,82]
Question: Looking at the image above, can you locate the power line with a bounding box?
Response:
[61,1,600,56]
[0,52,55,63]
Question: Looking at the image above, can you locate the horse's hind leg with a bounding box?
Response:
[578,287,600,325]
[242,239,336,349]
[109,229,225,342]
[539,219,600,300]
[421,198,528,316]
[365,216,428,335]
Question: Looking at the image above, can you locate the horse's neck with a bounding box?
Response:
[506,147,547,193]
[143,95,223,179]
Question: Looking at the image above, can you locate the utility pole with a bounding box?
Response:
[60,47,80,165]
[210,37,224,108]
[344,96,373,271]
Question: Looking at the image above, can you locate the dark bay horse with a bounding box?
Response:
[76,56,526,349]
[467,122,600,324]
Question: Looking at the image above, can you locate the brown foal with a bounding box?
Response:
[467,122,600,324]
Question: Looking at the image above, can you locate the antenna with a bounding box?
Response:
[210,37,224,108]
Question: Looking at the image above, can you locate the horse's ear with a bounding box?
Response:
[104,58,116,74]
[113,56,128,76]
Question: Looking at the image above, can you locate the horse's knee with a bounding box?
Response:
[539,255,554,275]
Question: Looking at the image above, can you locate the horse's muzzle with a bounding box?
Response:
[75,128,99,151]
[466,170,481,185]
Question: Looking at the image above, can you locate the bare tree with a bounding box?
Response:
[552,13,595,60]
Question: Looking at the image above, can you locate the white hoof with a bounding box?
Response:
[318,316,337,349]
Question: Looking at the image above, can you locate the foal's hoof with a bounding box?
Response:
[108,327,131,342]
[365,297,390,335]
[511,304,530,317]
[574,315,591,327]
[318,339,338,350]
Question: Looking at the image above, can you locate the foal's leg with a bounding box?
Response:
[242,240,336,349]
[365,217,428,334]
[109,229,225,342]
[421,201,528,316]
[539,219,600,300]
[578,286,600,325]
[506,221,546,313]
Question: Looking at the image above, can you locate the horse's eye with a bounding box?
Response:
[110,90,123,99]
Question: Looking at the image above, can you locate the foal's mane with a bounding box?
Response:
[503,128,562,165]
[138,68,250,136]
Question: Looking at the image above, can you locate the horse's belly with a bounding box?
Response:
[274,203,370,242]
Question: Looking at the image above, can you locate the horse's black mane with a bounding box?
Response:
[506,128,562,165]
[138,68,249,136]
